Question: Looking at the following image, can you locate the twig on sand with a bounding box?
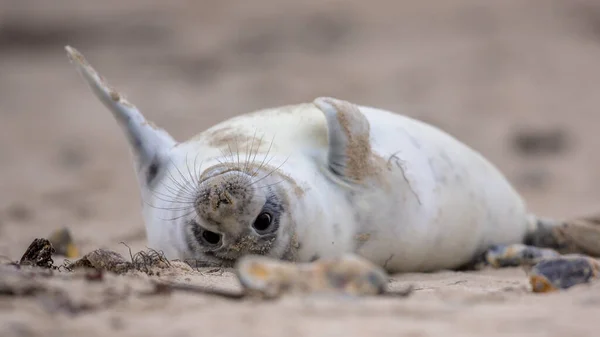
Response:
[146,280,246,300]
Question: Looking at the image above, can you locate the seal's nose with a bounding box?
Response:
[195,171,255,222]
[210,189,235,211]
[201,184,242,219]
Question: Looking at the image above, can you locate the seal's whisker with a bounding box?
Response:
[168,157,193,187]
[166,162,197,197]
[149,186,194,202]
[226,142,235,161]
[148,193,196,207]
[161,179,195,202]
[248,155,290,187]
[147,183,195,202]
[217,149,239,182]
[234,135,241,170]
[223,141,242,179]
[163,169,192,195]
[141,197,172,211]
[160,209,197,222]
[243,130,258,175]
[162,177,195,204]
[162,167,198,199]
[256,180,285,190]
[183,152,199,193]
[147,186,197,205]
[217,149,229,163]
[247,154,276,187]
[192,152,203,186]
[216,145,246,187]
[251,135,275,177]
[141,195,194,215]
[146,203,195,212]
[142,192,194,209]
[250,132,266,173]
[247,182,282,202]
[148,205,194,212]
[245,183,272,200]
[186,154,204,200]
[214,156,226,167]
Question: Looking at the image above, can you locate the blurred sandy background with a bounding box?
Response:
[2,0,600,336]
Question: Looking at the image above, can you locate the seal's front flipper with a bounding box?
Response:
[313,97,374,185]
[65,46,176,187]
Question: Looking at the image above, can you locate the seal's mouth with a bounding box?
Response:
[184,255,236,268]
[203,233,277,263]
[201,251,237,267]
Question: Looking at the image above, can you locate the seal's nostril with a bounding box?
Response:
[202,230,222,245]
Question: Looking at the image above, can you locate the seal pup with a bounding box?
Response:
[65,46,600,274]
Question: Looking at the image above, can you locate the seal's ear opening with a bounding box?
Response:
[65,46,177,188]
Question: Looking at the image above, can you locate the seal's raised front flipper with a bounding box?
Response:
[65,46,176,188]
[313,97,376,185]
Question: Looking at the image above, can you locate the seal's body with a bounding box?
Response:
[67,46,572,274]
[158,104,529,273]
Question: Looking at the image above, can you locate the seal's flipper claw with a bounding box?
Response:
[527,255,600,293]
[480,244,560,269]
[65,46,176,186]
[313,97,373,184]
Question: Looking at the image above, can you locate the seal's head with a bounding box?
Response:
[181,162,293,266]
[65,46,298,266]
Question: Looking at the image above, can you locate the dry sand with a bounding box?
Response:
[2,0,600,336]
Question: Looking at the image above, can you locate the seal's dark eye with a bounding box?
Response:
[252,212,272,232]
[201,229,222,246]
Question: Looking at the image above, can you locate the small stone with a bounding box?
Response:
[69,249,132,274]
[527,255,600,293]
[48,227,79,258]
[18,238,55,268]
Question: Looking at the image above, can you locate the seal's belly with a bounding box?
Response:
[359,107,530,272]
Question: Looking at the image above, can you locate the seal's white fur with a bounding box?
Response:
[66,46,531,273]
